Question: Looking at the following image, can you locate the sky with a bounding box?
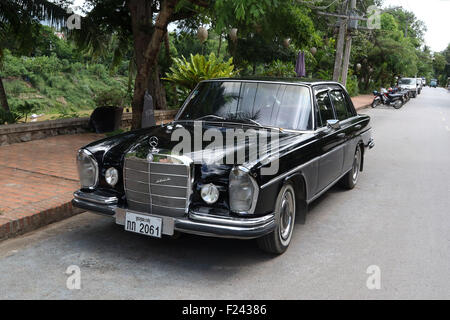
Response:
[71,0,450,53]
[382,0,450,52]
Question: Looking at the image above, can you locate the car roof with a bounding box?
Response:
[202,77,341,87]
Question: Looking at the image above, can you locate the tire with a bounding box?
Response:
[412,92,417,98]
[340,145,362,189]
[393,99,403,109]
[257,184,296,255]
[371,99,380,108]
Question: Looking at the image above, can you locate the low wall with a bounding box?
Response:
[0,110,178,146]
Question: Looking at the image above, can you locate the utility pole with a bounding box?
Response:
[319,0,366,85]
[340,0,357,86]
[332,1,349,82]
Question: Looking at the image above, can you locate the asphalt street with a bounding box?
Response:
[0,87,449,299]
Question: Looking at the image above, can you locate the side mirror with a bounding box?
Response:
[326,119,341,130]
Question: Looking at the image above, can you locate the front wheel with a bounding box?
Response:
[371,99,380,108]
[257,184,296,254]
[393,99,403,109]
[340,145,362,189]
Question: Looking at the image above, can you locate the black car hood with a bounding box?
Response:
[85,121,315,170]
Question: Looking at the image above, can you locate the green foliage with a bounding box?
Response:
[262,60,296,77]
[13,100,40,122]
[164,53,239,91]
[54,108,81,119]
[0,49,130,116]
[0,108,20,125]
[350,6,431,92]
[94,88,126,107]
[214,0,280,32]
[346,72,359,97]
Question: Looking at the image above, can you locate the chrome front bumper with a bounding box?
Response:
[73,190,275,239]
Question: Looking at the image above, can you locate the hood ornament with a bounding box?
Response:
[148,136,159,161]
[149,136,159,149]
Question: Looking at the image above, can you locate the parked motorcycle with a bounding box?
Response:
[388,86,410,103]
[372,88,404,109]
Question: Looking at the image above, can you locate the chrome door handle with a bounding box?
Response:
[337,133,345,138]
[355,124,362,130]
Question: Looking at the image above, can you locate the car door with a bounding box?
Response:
[314,87,345,193]
[328,87,359,173]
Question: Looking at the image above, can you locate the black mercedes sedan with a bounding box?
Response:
[73,78,374,254]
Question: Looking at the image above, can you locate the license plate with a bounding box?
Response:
[125,212,162,238]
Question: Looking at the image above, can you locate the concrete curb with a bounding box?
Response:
[356,103,372,110]
[0,201,84,241]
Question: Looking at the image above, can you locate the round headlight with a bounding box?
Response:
[105,167,119,186]
[200,183,219,204]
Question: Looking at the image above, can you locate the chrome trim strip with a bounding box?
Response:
[127,198,185,211]
[125,187,187,195]
[124,178,149,184]
[125,188,186,200]
[127,199,150,205]
[150,183,187,189]
[151,193,186,200]
[73,190,118,205]
[149,172,188,177]
[189,211,274,227]
[124,167,188,177]
[174,219,275,239]
[151,203,185,211]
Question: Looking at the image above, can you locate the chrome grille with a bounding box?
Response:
[124,155,191,217]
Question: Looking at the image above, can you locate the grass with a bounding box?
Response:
[1,53,131,121]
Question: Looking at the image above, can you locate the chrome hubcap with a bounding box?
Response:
[279,189,295,243]
[352,148,361,183]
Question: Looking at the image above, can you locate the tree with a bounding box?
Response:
[75,0,282,130]
[349,6,427,91]
[0,0,68,111]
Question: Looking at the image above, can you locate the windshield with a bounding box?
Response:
[177,81,313,130]
[399,78,414,85]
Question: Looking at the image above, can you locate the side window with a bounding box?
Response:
[329,90,349,121]
[316,90,335,127]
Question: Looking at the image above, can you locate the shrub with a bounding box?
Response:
[163,53,239,91]
[346,73,359,97]
[4,80,27,96]
[94,88,125,107]
[262,60,296,77]
[0,109,20,125]
[13,100,42,122]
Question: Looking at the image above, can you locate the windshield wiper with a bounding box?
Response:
[195,114,226,121]
[241,118,263,127]
[194,115,264,128]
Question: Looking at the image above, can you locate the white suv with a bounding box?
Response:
[398,77,418,98]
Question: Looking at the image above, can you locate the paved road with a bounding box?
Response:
[1,87,449,299]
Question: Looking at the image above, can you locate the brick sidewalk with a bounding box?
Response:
[352,94,373,110]
[0,133,104,240]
